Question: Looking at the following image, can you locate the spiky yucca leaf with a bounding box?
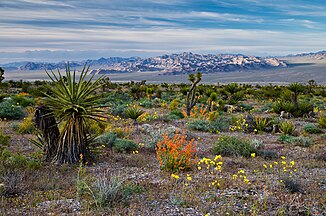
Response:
[44,65,104,164]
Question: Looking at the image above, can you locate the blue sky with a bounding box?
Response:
[0,0,325,63]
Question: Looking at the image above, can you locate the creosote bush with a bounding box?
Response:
[156,132,197,172]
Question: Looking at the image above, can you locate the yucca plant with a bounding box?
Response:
[279,120,296,135]
[44,65,103,164]
[125,106,144,122]
[254,117,271,133]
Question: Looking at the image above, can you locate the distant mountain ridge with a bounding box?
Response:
[287,50,326,60]
[1,52,288,74]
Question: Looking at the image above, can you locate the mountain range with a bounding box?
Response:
[1,51,324,75]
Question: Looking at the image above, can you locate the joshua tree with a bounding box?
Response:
[207,92,218,111]
[186,72,202,116]
[43,65,103,164]
[0,67,4,83]
[288,82,305,111]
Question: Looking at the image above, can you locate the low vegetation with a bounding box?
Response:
[0,71,325,215]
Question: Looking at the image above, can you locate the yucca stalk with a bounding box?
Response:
[44,64,103,164]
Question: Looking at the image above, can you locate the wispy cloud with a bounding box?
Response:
[0,0,325,62]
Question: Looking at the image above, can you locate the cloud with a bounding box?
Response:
[0,0,325,62]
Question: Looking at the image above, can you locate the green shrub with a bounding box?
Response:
[279,120,296,135]
[212,135,256,157]
[109,104,128,117]
[303,124,323,134]
[96,132,117,148]
[318,115,326,128]
[139,98,153,108]
[277,135,313,147]
[282,177,303,193]
[187,117,230,133]
[277,134,296,143]
[16,116,35,134]
[239,103,253,111]
[11,95,35,107]
[257,150,278,160]
[0,100,25,120]
[113,139,138,153]
[292,136,313,147]
[167,110,184,121]
[169,99,179,110]
[187,119,211,132]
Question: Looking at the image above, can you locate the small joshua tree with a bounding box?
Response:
[207,92,218,111]
[288,82,305,111]
[186,72,202,116]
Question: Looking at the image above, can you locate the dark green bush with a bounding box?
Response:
[113,139,138,153]
[212,135,257,157]
[0,100,25,120]
[96,132,117,148]
[303,124,323,134]
[11,95,35,107]
[187,119,211,132]
[167,110,184,121]
[187,117,230,133]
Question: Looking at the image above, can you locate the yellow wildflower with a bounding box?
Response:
[171,174,180,179]
[251,153,256,158]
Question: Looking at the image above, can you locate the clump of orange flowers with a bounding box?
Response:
[156,131,197,172]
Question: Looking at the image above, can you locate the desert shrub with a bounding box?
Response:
[111,127,132,139]
[292,136,313,147]
[257,150,278,160]
[138,98,153,108]
[187,119,211,132]
[318,115,326,128]
[282,177,303,193]
[0,149,42,170]
[113,139,138,153]
[212,135,256,157]
[11,94,35,107]
[86,120,106,137]
[210,117,231,132]
[167,110,184,121]
[187,117,230,133]
[277,135,312,147]
[277,134,296,143]
[303,124,322,134]
[96,132,117,148]
[169,99,179,110]
[239,103,253,111]
[0,132,10,154]
[76,166,135,209]
[156,132,197,172]
[17,116,35,134]
[0,100,25,120]
[142,127,177,151]
[109,104,128,117]
[279,120,296,135]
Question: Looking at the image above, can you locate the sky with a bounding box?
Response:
[0,0,325,63]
